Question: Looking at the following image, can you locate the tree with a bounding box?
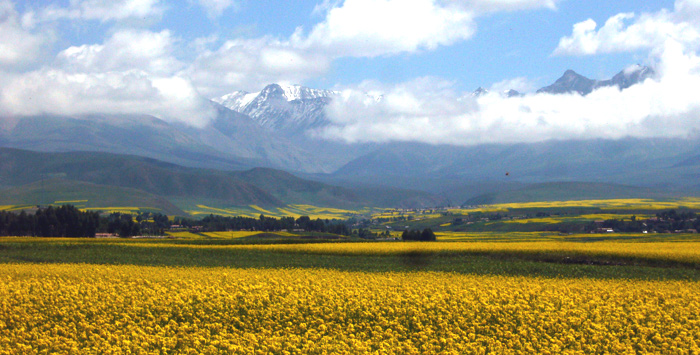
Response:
[402,228,436,241]
[420,228,436,241]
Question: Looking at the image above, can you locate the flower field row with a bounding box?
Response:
[1,263,699,354]
[109,240,700,267]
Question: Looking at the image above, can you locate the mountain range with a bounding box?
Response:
[537,65,655,95]
[2,64,695,210]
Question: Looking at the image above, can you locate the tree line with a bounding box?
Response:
[0,205,350,238]
[0,205,100,238]
[176,214,350,235]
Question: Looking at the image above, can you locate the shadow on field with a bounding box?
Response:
[0,239,698,281]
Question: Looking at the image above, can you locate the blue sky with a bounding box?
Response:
[7,0,675,92]
[2,0,699,144]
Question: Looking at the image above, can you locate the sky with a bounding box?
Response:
[1,0,699,145]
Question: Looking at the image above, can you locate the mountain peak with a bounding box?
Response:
[537,69,596,95]
[608,65,655,90]
[558,69,589,83]
[215,83,339,133]
[259,84,287,101]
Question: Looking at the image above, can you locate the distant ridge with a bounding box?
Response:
[0,148,442,211]
[537,65,655,95]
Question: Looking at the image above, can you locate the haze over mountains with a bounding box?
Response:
[2,65,698,209]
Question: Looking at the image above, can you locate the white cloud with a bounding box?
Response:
[38,0,165,22]
[187,37,331,96]
[296,0,477,58]
[315,38,700,145]
[57,29,182,75]
[196,0,239,18]
[554,2,700,56]
[0,0,51,69]
[0,24,213,127]
[0,69,216,127]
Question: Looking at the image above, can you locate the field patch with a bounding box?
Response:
[1,263,698,354]
[186,204,367,219]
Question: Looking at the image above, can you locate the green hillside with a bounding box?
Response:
[0,179,186,215]
[0,148,440,214]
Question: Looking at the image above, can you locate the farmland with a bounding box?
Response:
[2,262,699,354]
[184,203,373,219]
[2,198,700,353]
[1,233,700,354]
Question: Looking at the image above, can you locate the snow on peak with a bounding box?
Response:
[277,84,337,101]
[214,91,258,111]
[217,84,338,110]
[213,83,341,132]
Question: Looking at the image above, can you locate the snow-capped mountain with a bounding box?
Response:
[214,84,338,134]
[537,66,655,95]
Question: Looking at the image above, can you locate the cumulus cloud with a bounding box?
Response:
[0,0,51,69]
[0,26,214,127]
[295,0,476,58]
[299,0,560,58]
[57,29,182,75]
[0,69,216,127]
[0,1,216,128]
[554,1,700,56]
[315,38,700,145]
[187,37,332,96]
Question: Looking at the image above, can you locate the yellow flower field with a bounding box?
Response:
[105,240,700,267]
[0,263,698,354]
